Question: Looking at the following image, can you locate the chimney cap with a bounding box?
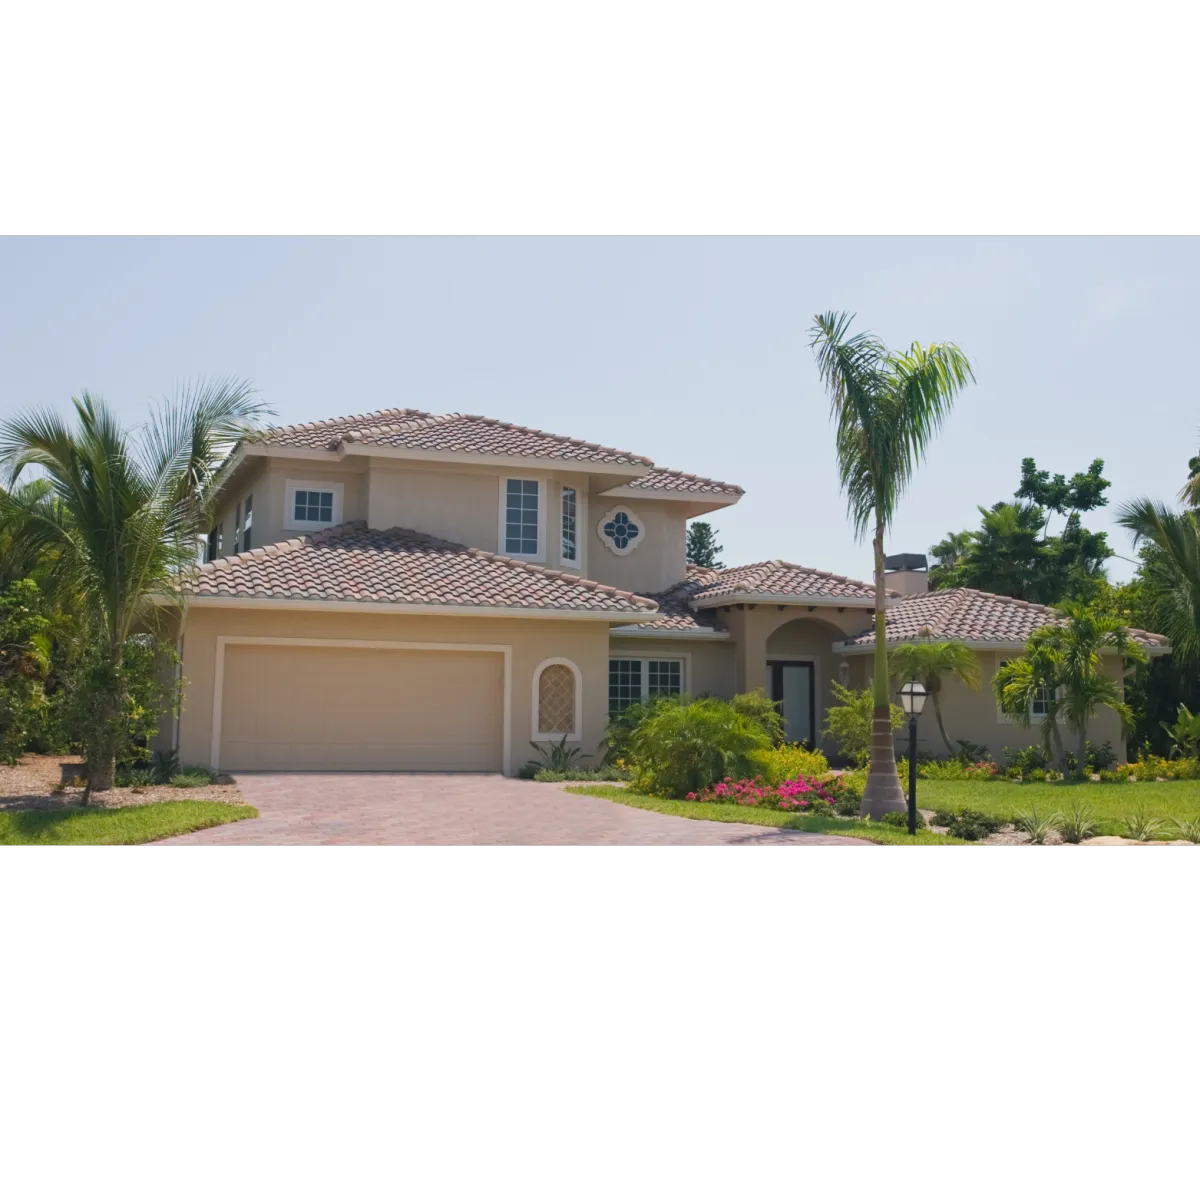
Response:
[884,552,928,572]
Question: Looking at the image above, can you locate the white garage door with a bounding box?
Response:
[218,644,505,772]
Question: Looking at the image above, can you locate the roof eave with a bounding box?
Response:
[338,441,655,478]
[691,591,880,611]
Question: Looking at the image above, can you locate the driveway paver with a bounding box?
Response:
[158,774,871,846]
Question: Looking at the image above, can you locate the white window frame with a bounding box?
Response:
[560,486,579,566]
[607,655,687,714]
[243,491,254,550]
[498,476,545,562]
[284,479,344,532]
[531,657,583,742]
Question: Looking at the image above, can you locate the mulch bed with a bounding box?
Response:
[0,754,247,812]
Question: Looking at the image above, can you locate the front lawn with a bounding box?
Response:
[0,801,258,845]
[918,779,1200,840]
[565,785,965,845]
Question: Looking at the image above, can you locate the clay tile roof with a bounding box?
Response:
[840,587,1170,649]
[257,407,433,449]
[616,565,728,633]
[337,412,654,465]
[186,523,660,616]
[690,560,885,604]
[625,467,744,496]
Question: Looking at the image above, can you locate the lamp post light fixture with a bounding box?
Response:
[898,679,928,835]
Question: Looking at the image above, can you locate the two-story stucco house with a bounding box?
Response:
[164,407,1169,774]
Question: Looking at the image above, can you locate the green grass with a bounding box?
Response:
[565,785,965,845]
[918,779,1200,840]
[0,801,257,845]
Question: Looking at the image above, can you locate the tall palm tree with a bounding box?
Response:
[887,636,981,756]
[1116,499,1200,669]
[0,380,269,791]
[993,602,1146,769]
[810,311,974,815]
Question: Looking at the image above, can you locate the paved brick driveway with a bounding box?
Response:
[159,774,871,846]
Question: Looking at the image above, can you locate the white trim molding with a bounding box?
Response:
[498,475,546,562]
[609,626,730,640]
[693,592,877,612]
[597,505,645,557]
[210,636,514,776]
[284,479,345,531]
[530,657,583,742]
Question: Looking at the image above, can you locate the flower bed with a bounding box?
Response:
[686,772,843,815]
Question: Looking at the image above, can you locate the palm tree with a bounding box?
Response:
[0,380,269,791]
[810,311,974,815]
[1116,499,1200,668]
[888,636,981,756]
[993,602,1146,770]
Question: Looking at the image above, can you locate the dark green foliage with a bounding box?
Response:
[1086,740,1117,771]
[1004,743,1052,774]
[880,809,926,829]
[933,808,1004,840]
[532,766,626,783]
[152,747,181,784]
[685,521,725,569]
[0,578,51,763]
[728,688,785,745]
[954,739,990,763]
[824,772,864,816]
[1017,457,1110,516]
[525,735,589,775]
[603,696,673,765]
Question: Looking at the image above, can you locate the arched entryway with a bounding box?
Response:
[764,616,847,748]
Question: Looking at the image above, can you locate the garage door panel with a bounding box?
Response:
[219,644,504,772]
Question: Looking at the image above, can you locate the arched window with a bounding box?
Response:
[532,658,582,741]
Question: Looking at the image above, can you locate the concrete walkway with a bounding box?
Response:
[158,774,872,846]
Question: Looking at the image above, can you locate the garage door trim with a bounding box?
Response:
[210,636,513,775]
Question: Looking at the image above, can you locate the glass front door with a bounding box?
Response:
[769,661,815,746]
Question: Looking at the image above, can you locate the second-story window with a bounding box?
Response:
[243,493,253,550]
[504,479,540,557]
[206,525,219,563]
[295,489,333,523]
[233,502,242,554]
[285,480,343,531]
[561,487,577,564]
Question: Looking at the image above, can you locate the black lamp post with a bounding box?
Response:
[898,678,928,835]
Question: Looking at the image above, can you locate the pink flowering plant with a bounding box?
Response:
[686,772,839,814]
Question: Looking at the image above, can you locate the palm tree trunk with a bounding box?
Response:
[931,692,955,757]
[1077,722,1088,775]
[862,519,905,817]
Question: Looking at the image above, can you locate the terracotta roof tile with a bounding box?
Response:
[691,560,885,604]
[189,523,659,615]
[840,587,1169,649]
[617,566,728,633]
[341,412,653,465]
[258,407,432,449]
[625,467,743,496]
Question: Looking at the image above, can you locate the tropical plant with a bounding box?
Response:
[685,520,724,569]
[1158,703,1200,758]
[810,310,973,814]
[1014,806,1059,844]
[0,381,269,792]
[1172,816,1200,844]
[627,695,772,798]
[1116,500,1200,668]
[1123,806,1164,842]
[0,578,51,763]
[931,808,1002,841]
[525,734,588,774]
[993,602,1147,771]
[1055,801,1098,844]
[746,742,829,784]
[728,687,785,745]
[888,638,981,756]
[822,681,904,768]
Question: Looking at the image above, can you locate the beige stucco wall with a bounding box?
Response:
[175,606,615,774]
[843,649,1129,763]
[606,635,737,700]
[585,497,687,595]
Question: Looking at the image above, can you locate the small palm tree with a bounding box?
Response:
[0,381,269,791]
[993,602,1147,770]
[810,311,974,815]
[888,636,981,756]
[1116,498,1200,668]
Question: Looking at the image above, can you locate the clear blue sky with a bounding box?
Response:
[1,237,1194,583]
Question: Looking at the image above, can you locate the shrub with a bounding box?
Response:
[954,740,991,764]
[1015,806,1059,844]
[1172,817,1200,844]
[602,696,668,766]
[728,689,785,745]
[0,579,51,765]
[1004,743,1051,774]
[629,696,773,798]
[1028,768,1048,783]
[1056,802,1098,844]
[919,758,969,781]
[824,772,863,816]
[114,764,154,788]
[533,766,625,783]
[152,747,181,785]
[689,773,838,813]
[880,809,926,830]
[170,772,212,788]
[933,808,1003,841]
[747,742,829,785]
[822,682,903,767]
[1096,769,1122,784]
[1087,740,1117,772]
